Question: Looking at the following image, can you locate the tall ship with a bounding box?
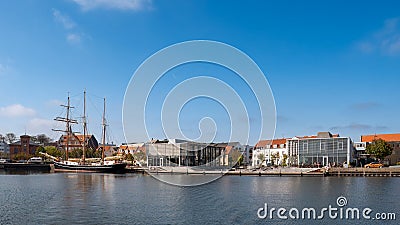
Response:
[49,91,126,173]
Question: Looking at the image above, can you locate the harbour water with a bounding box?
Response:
[0,172,398,224]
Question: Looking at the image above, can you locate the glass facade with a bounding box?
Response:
[288,137,351,167]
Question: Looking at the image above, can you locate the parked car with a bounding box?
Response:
[364,162,384,168]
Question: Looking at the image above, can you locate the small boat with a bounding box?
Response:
[51,91,126,173]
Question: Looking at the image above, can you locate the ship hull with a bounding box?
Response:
[0,163,51,172]
[54,162,127,173]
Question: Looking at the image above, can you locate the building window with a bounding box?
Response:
[320,142,326,151]
[338,142,343,150]
[303,143,308,152]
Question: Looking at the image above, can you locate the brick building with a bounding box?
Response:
[9,135,39,160]
[57,134,99,151]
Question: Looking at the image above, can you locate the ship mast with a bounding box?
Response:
[82,90,87,164]
[53,94,78,161]
[101,97,106,164]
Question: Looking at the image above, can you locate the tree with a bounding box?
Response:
[5,133,16,144]
[85,148,101,158]
[257,153,265,166]
[0,134,5,142]
[44,146,64,158]
[271,152,279,165]
[133,151,146,162]
[36,134,51,144]
[13,152,32,161]
[282,154,288,167]
[229,149,243,167]
[69,148,83,158]
[125,153,134,164]
[366,139,393,161]
[35,146,45,156]
[30,136,38,143]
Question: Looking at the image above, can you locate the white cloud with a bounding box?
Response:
[0,104,36,118]
[330,123,388,131]
[71,0,152,11]
[27,118,59,137]
[52,9,86,45]
[66,33,82,44]
[357,17,400,56]
[0,62,11,76]
[52,9,76,29]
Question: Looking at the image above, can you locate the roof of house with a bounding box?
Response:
[296,133,340,139]
[9,140,39,146]
[361,133,400,142]
[60,134,94,141]
[97,145,118,152]
[255,138,287,148]
[225,145,233,154]
[119,143,146,152]
[119,145,137,151]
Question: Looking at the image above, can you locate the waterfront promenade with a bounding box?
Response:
[132,166,400,177]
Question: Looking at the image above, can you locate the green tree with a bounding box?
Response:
[282,154,288,167]
[69,148,83,158]
[85,148,101,158]
[271,152,279,165]
[13,152,32,161]
[125,153,134,164]
[366,139,393,161]
[35,146,45,156]
[44,146,64,158]
[257,153,265,166]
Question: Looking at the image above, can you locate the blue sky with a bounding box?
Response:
[0,0,400,145]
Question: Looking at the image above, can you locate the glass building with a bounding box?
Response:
[288,132,353,167]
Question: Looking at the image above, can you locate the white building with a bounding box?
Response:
[119,142,145,155]
[0,141,9,155]
[252,139,288,167]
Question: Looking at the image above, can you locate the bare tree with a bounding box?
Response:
[5,133,16,144]
[36,134,52,144]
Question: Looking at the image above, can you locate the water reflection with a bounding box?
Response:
[0,173,398,225]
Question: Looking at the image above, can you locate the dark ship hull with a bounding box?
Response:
[54,162,127,173]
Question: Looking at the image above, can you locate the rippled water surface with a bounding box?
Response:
[0,172,398,224]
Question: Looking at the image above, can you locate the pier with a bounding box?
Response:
[126,166,400,177]
[326,167,400,177]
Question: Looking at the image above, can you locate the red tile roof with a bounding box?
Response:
[225,145,233,154]
[361,133,400,142]
[255,138,287,148]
